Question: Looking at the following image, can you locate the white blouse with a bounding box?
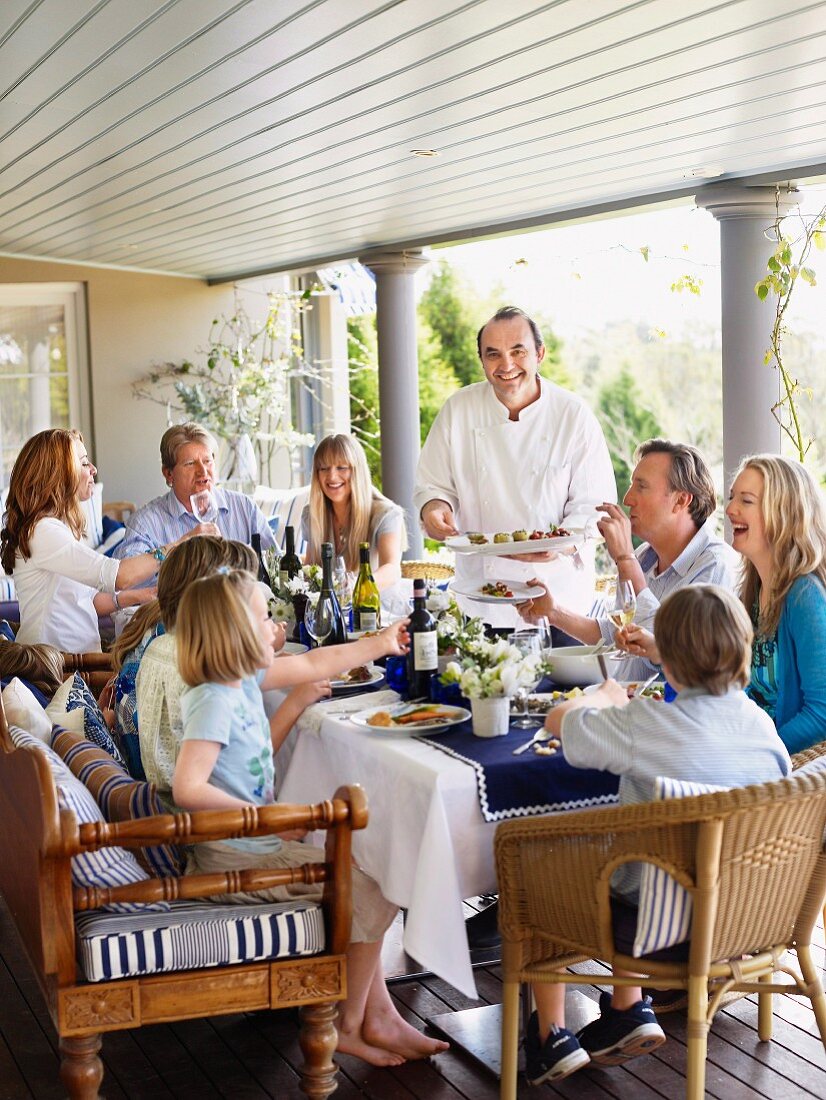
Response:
[14,516,120,652]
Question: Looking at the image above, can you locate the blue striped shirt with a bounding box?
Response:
[598,522,739,679]
[114,487,276,560]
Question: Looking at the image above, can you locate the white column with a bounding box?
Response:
[359,249,429,559]
[695,183,799,487]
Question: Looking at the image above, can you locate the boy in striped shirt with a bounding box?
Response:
[524,585,790,1084]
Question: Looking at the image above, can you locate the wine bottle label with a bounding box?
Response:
[413,631,438,671]
[279,569,289,587]
[356,610,378,632]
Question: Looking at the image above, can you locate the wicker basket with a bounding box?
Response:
[400,560,455,582]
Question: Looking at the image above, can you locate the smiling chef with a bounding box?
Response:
[413,306,616,626]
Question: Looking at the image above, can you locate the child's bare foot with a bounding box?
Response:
[364,1014,450,1060]
[336,1027,406,1067]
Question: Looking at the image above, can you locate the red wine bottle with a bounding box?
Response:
[406,578,437,699]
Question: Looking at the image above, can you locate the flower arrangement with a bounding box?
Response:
[440,635,545,700]
[268,564,322,624]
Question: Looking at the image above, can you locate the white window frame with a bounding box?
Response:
[0,281,91,446]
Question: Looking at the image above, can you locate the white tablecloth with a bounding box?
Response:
[267,690,497,998]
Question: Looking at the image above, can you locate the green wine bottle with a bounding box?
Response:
[352,542,381,631]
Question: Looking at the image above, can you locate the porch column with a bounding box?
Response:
[695,183,798,487]
[359,249,429,559]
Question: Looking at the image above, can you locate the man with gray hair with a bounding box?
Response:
[518,438,738,677]
[116,422,276,563]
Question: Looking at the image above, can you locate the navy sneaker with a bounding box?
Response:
[577,992,666,1066]
[524,1011,590,1084]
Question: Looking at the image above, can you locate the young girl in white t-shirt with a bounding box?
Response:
[172,569,448,1067]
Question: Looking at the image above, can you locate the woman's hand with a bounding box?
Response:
[516,578,555,622]
[615,623,660,664]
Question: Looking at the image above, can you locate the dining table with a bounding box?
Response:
[268,683,620,1001]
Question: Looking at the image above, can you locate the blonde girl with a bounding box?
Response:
[302,434,406,589]
[172,571,446,1067]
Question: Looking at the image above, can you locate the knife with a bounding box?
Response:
[597,653,609,682]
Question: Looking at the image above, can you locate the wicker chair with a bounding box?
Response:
[495,772,826,1100]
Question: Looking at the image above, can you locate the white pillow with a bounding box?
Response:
[46,675,86,735]
[632,777,729,957]
[2,677,52,743]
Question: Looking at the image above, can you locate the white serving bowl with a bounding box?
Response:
[546,645,622,687]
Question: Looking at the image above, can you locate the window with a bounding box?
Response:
[0,283,90,489]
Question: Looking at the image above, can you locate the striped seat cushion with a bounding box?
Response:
[633,776,729,957]
[52,727,185,878]
[75,899,326,982]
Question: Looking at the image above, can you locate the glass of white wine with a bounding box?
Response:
[607,579,636,657]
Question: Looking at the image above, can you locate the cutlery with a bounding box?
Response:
[512,729,558,755]
[633,673,660,698]
[597,653,609,681]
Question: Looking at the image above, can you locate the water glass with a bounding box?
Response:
[510,630,542,729]
[304,594,332,647]
[190,488,218,525]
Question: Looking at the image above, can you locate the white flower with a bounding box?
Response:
[427,590,451,613]
[285,575,310,596]
[269,597,294,623]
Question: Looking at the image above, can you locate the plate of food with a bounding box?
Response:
[450,580,536,604]
[510,688,584,716]
[280,641,309,655]
[350,702,470,733]
[330,665,385,692]
[584,680,666,700]
[446,526,586,556]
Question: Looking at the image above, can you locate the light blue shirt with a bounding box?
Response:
[598,522,738,679]
[114,487,276,560]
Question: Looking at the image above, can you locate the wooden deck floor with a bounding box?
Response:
[1,896,825,1100]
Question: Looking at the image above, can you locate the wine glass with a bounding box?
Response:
[607,579,636,657]
[304,595,332,647]
[510,630,542,729]
[190,488,218,525]
[333,554,353,628]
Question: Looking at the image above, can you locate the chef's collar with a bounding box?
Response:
[486,374,546,421]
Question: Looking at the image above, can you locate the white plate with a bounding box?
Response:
[584,680,666,700]
[330,665,385,691]
[446,529,586,556]
[509,689,584,716]
[280,641,309,655]
[450,581,537,605]
[350,702,470,733]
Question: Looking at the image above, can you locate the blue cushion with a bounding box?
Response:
[75,899,325,982]
[0,620,15,641]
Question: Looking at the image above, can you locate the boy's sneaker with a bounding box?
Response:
[524,1011,590,1084]
[577,993,666,1066]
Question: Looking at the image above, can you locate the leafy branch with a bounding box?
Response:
[755,190,825,462]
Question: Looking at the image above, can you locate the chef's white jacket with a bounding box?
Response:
[413,380,617,625]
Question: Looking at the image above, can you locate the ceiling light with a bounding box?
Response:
[411,148,439,157]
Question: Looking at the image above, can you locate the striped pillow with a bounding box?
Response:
[633,776,729,957]
[75,899,325,982]
[51,728,184,878]
[8,726,167,914]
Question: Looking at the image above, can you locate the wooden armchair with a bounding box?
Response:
[0,693,367,1100]
[495,772,826,1100]
[61,650,114,700]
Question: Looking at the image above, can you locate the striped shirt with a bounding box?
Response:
[562,687,791,898]
[114,487,276,560]
[598,522,738,679]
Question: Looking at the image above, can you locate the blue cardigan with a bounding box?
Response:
[761,574,826,754]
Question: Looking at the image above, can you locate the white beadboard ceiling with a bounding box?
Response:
[1,0,826,282]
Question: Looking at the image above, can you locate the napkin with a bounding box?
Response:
[295,689,401,737]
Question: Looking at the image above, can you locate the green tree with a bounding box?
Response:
[347,313,382,486]
[417,262,482,388]
[596,365,662,501]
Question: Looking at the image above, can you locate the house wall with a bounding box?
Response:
[0,255,290,506]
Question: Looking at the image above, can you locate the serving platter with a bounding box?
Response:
[446,529,586,556]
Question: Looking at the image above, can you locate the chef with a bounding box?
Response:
[413,306,616,626]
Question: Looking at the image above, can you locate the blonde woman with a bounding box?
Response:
[0,429,214,651]
[302,434,406,590]
[725,453,826,754]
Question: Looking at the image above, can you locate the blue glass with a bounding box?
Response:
[663,680,677,703]
[430,674,466,707]
[385,655,409,698]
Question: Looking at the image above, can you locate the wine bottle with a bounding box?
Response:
[406,578,437,699]
[318,541,347,647]
[250,533,273,590]
[352,542,381,632]
[279,525,302,588]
